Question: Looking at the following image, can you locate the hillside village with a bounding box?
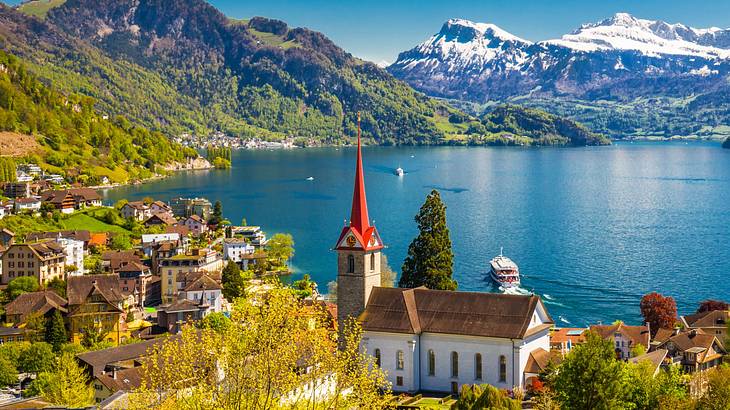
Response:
[0,128,727,409]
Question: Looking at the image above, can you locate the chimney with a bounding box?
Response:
[112,368,117,380]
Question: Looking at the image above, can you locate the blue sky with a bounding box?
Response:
[7,0,730,63]
[208,0,730,64]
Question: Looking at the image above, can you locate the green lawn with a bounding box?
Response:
[60,213,131,234]
[17,0,66,19]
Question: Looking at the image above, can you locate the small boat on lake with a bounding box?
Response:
[395,167,404,176]
[306,176,315,181]
[489,248,520,289]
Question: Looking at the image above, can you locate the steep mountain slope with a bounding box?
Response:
[0,49,194,184]
[3,0,447,144]
[389,14,730,138]
[724,137,730,149]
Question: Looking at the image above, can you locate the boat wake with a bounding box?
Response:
[543,294,554,300]
[499,285,532,296]
[558,316,571,325]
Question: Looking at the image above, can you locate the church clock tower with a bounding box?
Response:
[335,113,383,334]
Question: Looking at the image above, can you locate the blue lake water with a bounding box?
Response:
[104,141,730,326]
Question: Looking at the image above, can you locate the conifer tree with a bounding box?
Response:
[399,190,457,290]
[45,310,67,352]
[222,261,245,300]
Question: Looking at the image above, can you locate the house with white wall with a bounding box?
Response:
[359,287,553,394]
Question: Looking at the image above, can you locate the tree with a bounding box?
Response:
[630,343,647,358]
[18,342,55,374]
[699,365,730,410]
[27,353,94,407]
[380,254,396,287]
[80,327,107,348]
[624,361,687,410]
[456,384,521,410]
[45,310,68,352]
[0,356,17,388]
[551,331,628,410]
[399,190,457,290]
[266,233,294,267]
[128,288,391,409]
[6,276,39,300]
[110,234,132,251]
[292,274,315,299]
[640,292,677,337]
[697,300,729,313]
[45,278,66,298]
[221,261,245,301]
[209,200,223,225]
[197,312,231,333]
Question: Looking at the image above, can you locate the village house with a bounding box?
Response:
[143,212,178,227]
[223,238,256,268]
[1,241,66,285]
[550,328,587,355]
[27,230,92,251]
[13,197,41,213]
[335,126,553,394]
[150,200,173,215]
[590,322,651,360]
[183,214,208,236]
[67,275,129,346]
[4,290,68,326]
[681,309,729,342]
[178,273,224,314]
[156,299,204,334]
[156,271,225,332]
[101,250,142,273]
[170,197,212,220]
[3,181,30,198]
[41,190,75,214]
[41,188,102,211]
[120,201,151,221]
[0,328,29,344]
[656,329,727,373]
[0,228,15,247]
[76,337,172,403]
[159,249,223,304]
[116,261,155,307]
[232,225,268,248]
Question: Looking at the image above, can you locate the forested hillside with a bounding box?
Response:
[0,49,195,184]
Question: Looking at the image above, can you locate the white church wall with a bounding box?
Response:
[362,331,419,393]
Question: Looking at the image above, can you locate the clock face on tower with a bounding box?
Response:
[346,235,357,247]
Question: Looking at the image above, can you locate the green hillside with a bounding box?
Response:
[0,49,195,184]
[16,0,65,19]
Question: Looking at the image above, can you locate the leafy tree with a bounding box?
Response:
[624,361,687,410]
[380,254,396,287]
[45,278,66,298]
[128,288,391,409]
[697,300,729,313]
[267,233,295,267]
[80,327,107,348]
[456,384,521,410]
[640,292,678,337]
[0,356,17,388]
[292,274,315,299]
[6,276,39,300]
[109,234,132,250]
[23,312,46,342]
[699,365,730,410]
[552,331,628,410]
[27,353,94,407]
[221,261,245,301]
[18,342,55,374]
[0,342,29,364]
[630,343,647,358]
[399,190,457,290]
[197,312,231,333]
[45,310,68,352]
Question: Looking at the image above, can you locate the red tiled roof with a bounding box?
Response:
[590,323,651,348]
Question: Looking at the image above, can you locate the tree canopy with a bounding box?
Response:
[266,233,295,267]
[640,292,678,337]
[399,190,457,290]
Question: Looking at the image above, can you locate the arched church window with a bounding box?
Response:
[451,351,459,378]
[475,353,482,380]
[499,355,507,382]
[374,348,381,367]
[370,253,375,271]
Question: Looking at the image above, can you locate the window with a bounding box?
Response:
[396,350,404,370]
[451,382,458,394]
[370,253,375,271]
[475,353,482,380]
[499,356,507,382]
[396,376,403,387]
[374,349,381,367]
[451,351,459,378]
[347,255,355,273]
[428,349,435,376]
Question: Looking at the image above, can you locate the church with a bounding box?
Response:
[335,114,554,394]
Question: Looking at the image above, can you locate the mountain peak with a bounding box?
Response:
[440,18,529,44]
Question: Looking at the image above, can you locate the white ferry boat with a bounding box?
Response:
[395,167,404,176]
[489,249,520,289]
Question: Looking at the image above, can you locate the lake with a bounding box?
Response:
[103,141,730,326]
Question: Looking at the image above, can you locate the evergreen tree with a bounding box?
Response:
[45,310,67,352]
[399,190,457,290]
[222,261,245,301]
[210,200,223,224]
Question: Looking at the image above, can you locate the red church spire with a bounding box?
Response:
[349,112,370,235]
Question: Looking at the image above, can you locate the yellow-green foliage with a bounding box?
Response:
[0,50,191,184]
[16,0,66,19]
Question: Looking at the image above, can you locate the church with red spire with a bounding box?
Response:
[334,112,384,330]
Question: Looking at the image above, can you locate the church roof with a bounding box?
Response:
[335,113,383,252]
[359,287,553,339]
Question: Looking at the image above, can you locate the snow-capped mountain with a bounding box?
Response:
[388,13,730,102]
